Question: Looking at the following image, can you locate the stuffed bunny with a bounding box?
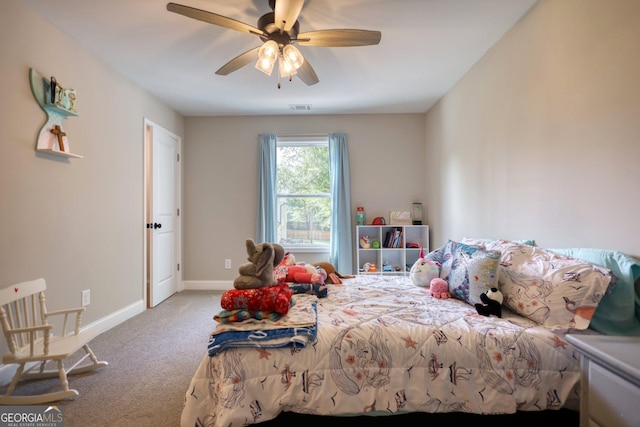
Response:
[233,239,284,290]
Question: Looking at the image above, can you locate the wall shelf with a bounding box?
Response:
[29,68,83,159]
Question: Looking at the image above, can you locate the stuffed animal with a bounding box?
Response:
[409,257,440,287]
[275,252,330,285]
[312,262,355,284]
[475,287,504,318]
[283,264,326,284]
[233,239,285,290]
[429,278,451,299]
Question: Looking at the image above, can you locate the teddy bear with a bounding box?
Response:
[475,287,504,318]
[233,239,284,290]
[429,278,451,299]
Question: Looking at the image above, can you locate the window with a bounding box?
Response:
[257,132,352,272]
[276,136,330,251]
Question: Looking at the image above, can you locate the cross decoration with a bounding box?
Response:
[50,125,66,152]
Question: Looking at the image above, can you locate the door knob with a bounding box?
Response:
[154,223,162,229]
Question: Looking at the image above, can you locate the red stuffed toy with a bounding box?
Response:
[275,252,327,285]
[283,264,325,284]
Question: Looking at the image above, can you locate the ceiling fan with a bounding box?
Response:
[166,0,382,86]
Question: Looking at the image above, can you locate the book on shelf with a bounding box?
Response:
[384,228,403,248]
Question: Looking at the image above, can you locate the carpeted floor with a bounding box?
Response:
[0,290,221,427]
[0,290,579,427]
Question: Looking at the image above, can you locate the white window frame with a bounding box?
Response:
[276,135,330,253]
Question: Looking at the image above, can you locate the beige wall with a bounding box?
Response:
[0,0,184,334]
[183,114,426,279]
[424,0,640,257]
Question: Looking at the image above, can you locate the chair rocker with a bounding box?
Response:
[0,278,107,404]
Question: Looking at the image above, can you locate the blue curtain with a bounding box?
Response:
[256,132,353,274]
[256,134,277,243]
[329,133,353,274]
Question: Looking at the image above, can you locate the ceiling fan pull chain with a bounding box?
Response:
[277,62,281,89]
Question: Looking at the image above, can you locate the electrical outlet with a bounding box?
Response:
[81,289,90,307]
[224,259,232,269]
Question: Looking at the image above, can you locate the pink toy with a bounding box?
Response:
[429,278,451,299]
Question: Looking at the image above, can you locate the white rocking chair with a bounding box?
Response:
[0,278,107,404]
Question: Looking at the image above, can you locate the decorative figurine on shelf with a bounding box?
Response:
[49,75,77,113]
[356,206,366,225]
[49,125,67,152]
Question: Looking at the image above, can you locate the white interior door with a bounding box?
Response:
[148,122,180,307]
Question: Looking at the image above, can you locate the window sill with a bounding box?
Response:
[281,245,330,254]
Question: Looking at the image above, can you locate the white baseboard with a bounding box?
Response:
[80,299,146,337]
[0,299,145,386]
[183,280,231,291]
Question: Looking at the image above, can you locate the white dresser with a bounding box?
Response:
[566,335,640,427]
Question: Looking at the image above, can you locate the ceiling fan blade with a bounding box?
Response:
[297,29,382,47]
[296,59,319,86]
[215,47,261,75]
[274,0,305,32]
[167,3,267,37]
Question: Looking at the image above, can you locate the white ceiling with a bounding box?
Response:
[21,0,537,117]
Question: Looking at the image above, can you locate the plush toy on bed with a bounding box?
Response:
[233,239,285,290]
[312,262,355,284]
[410,247,441,287]
[275,252,327,284]
[429,278,451,299]
[283,264,327,284]
[475,287,504,318]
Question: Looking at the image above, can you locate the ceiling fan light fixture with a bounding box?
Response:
[282,44,304,69]
[278,56,298,78]
[255,40,279,75]
[256,56,276,75]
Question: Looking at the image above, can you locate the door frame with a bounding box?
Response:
[143,118,183,309]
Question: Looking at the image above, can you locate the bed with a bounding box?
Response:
[181,240,640,427]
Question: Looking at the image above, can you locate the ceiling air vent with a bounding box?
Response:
[289,104,312,111]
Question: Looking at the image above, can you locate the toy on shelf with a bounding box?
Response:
[382,262,394,272]
[362,262,377,273]
[359,235,371,249]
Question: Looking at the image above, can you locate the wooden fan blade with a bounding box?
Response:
[296,59,319,86]
[167,3,267,37]
[297,29,381,47]
[215,47,261,76]
[274,0,305,32]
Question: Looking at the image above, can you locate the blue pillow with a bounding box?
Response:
[551,248,640,336]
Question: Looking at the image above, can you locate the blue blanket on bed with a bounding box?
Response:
[207,301,318,356]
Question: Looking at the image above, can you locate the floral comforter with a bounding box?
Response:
[181,275,586,426]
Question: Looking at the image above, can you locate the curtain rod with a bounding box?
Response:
[277,133,328,139]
